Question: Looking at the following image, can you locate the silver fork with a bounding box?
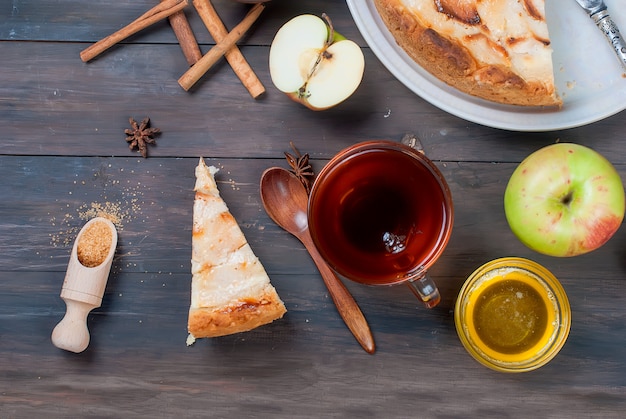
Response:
[574,0,626,70]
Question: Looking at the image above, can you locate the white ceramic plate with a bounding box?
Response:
[347,0,626,131]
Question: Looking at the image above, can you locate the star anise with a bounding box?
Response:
[285,141,315,194]
[125,117,161,158]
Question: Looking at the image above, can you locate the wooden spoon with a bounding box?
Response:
[260,167,375,354]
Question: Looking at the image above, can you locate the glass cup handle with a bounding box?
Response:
[401,133,424,153]
[402,133,441,308]
[408,273,441,309]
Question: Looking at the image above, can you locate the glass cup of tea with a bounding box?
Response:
[308,140,454,308]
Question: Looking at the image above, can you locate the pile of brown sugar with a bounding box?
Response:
[77,220,113,267]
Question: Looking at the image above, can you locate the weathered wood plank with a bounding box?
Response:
[1,40,624,162]
[0,0,365,46]
[1,273,626,416]
[3,154,625,279]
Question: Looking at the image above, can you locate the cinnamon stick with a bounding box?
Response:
[192,0,265,98]
[163,1,202,66]
[178,3,265,92]
[80,0,189,63]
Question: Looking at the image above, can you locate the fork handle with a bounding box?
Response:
[592,10,626,70]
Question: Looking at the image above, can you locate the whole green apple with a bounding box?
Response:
[504,143,625,257]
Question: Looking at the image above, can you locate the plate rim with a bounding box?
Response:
[346,0,626,132]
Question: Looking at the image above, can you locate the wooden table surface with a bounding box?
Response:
[2,1,626,417]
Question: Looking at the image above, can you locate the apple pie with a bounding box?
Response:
[374,0,562,106]
[187,158,286,343]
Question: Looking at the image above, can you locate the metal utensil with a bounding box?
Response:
[260,167,375,354]
[574,0,626,70]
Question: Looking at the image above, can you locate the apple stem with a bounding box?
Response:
[322,13,334,47]
[297,13,335,100]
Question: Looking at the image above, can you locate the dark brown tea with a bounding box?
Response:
[308,144,453,285]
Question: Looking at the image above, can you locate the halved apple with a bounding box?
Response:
[269,14,365,110]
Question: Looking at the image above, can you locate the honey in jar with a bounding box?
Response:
[455,257,571,372]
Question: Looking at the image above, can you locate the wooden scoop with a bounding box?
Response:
[51,217,117,353]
